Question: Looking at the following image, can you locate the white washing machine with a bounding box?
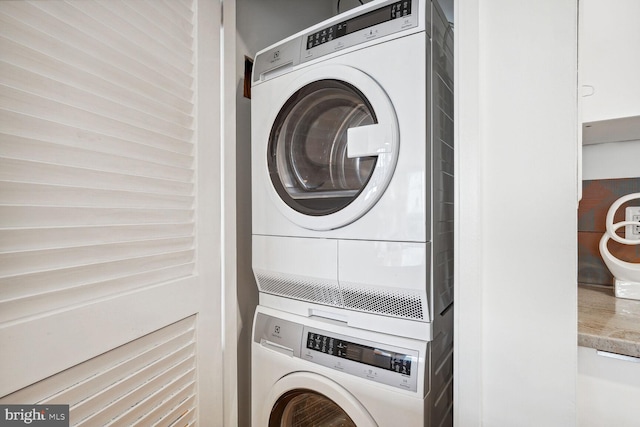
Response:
[252,305,453,427]
[251,0,454,340]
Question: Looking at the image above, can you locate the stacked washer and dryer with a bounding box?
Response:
[250,0,453,425]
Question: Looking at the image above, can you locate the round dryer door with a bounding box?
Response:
[262,372,377,427]
[267,65,399,231]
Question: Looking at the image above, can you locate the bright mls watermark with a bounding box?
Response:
[0,405,68,427]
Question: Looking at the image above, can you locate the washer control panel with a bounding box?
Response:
[253,312,422,392]
[302,326,419,392]
[306,331,413,376]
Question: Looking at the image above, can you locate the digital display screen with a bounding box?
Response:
[306,0,412,50]
[307,332,412,375]
[347,6,396,34]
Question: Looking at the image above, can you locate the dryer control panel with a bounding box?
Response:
[253,0,425,83]
[304,0,414,51]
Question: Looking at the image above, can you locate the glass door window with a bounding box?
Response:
[268,80,377,216]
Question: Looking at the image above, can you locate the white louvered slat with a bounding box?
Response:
[101,367,196,426]
[0,17,193,115]
[123,0,194,49]
[32,1,194,86]
[0,237,194,278]
[0,262,195,323]
[0,183,193,209]
[0,2,193,97]
[144,388,196,427]
[71,349,195,423]
[0,158,193,194]
[0,224,194,252]
[2,62,193,141]
[152,399,196,427]
[69,1,194,75]
[0,317,198,426]
[161,0,195,24]
[0,206,193,227]
[142,0,194,33]
[0,251,194,298]
[0,135,194,180]
[1,85,193,154]
[0,0,196,356]
[99,1,192,59]
[47,332,195,406]
[1,317,195,403]
[2,183,191,211]
[0,36,193,125]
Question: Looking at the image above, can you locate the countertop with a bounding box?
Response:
[578,284,640,358]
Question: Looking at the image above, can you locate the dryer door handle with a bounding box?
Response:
[347,124,392,158]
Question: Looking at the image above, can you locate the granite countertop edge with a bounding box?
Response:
[578,284,640,359]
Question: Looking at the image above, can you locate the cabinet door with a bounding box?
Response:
[580,0,640,124]
[578,346,640,427]
[580,0,640,144]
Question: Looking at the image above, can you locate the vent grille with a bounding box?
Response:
[256,272,344,306]
[256,272,425,320]
[0,317,197,426]
[341,285,425,320]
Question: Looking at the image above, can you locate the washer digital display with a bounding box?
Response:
[307,332,412,375]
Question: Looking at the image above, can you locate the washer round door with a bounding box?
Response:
[262,372,377,427]
[266,65,399,231]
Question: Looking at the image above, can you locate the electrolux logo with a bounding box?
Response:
[271,324,282,340]
[269,50,281,64]
[0,405,68,427]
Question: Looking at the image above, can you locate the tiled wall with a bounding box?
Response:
[578,178,640,285]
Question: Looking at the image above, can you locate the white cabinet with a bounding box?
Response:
[580,0,640,144]
[578,346,640,426]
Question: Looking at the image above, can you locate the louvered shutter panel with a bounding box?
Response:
[0,317,198,426]
[0,0,196,321]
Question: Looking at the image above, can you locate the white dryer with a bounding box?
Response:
[251,305,453,427]
[251,0,454,340]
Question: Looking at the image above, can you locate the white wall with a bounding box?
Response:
[582,140,640,180]
[455,0,578,425]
